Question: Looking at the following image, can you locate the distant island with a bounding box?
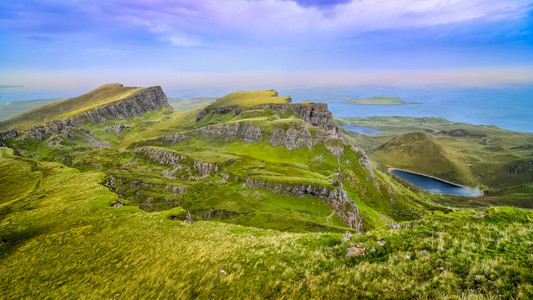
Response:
[342,96,422,105]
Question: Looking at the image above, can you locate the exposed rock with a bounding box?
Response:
[194,161,219,177]
[290,103,338,133]
[196,105,241,121]
[389,223,401,230]
[129,180,187,196]
[326,144,344,158]
[134,147,219,179]
[0,129,18,146]
[0,86,169,143]
[194,122,262,144]
[282,126,313,150]
[245,178,362,231]
[105,124,130,136]
[267,128,284,147]
[162,133,189,143]
[351,146,375,179]
[345,242,366,259]
[341,231,352,244]
[480,137,496,145]
[201,207,239,219]
[46,134,63,147]
[134,147,186,168]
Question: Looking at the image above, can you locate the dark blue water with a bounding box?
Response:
[279,85,533,133]
[391,169,481,197]
[344,124,383,135]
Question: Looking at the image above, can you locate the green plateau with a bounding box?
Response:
[0,84,531,298]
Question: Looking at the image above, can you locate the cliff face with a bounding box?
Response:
[290,103,338,133]
[0,86,170,142]
[196,100,338,134]
[246,178,363,231]
[194,122,262,144]
[134,147,219,180]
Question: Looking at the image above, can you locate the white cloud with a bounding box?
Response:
[108,0,533,41]
[168,35,202,46]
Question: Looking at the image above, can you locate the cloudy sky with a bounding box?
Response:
[1,0,533,90]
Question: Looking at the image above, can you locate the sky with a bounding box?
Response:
[1,0,533,92]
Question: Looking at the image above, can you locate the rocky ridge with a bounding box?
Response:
[0,86,169,142]
[134,147,219,180]
[245,178,363,231]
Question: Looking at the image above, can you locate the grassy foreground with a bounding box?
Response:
[1,147,532,299]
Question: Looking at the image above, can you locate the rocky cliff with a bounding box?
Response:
[134,147,219,180]
[0,86,170,142]
[245,178,363,231]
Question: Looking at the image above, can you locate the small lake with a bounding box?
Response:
[391,169,482,197]
[344,124,383,135]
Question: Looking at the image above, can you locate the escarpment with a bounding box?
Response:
[196,97,338,134]
[194,122,262,143]
[134,147,219,179]
[246,178,362,231]
[0,86,170,142]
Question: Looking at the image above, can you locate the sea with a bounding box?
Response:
[1,85,532,133]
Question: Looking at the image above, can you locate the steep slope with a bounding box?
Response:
[0,83,170,143]
[373,132,476,187]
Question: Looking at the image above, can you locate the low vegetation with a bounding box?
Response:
[0,88,531,298]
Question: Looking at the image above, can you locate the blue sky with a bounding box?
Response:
[1,0,533,90]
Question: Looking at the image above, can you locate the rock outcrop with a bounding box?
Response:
[194,122,262,144]
[0,129,18,146]
[245,178,362,231]
[130,180,187,196]
[105,124,132,136]
[0,86,169,143]
[162,133,189,143]
[351,145,375,179]
[134,147,219,180]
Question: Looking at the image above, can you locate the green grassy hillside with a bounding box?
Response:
[373,132,477,187]
[339,116,533,204]
[1,88,532,298]
[1,147,532,299]
[207,90,291,108]
[0,84,143,131]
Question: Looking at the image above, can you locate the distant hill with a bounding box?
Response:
[342,96,422,105]
[0,98,60,121]
[168,97,218,111]
[373,132,476,187]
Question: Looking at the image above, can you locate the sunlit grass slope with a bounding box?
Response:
[373,132,477,187]
[339,116,533,190]
[0,84,143,131]
[1,147,532,298]
[207,90,291,108]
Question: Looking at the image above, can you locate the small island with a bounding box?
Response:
[342,96,422,105]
